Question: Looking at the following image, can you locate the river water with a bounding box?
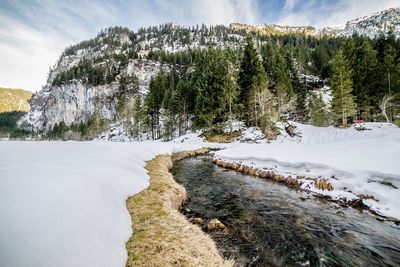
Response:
[172,155,400,267]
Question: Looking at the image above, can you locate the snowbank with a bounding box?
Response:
[0,140,208,267]
[215,122,400,219]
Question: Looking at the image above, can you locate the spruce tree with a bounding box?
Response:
[194,49,237,130]
[330,49,357,127]
[238,36,264,124]
[308,93,329,127]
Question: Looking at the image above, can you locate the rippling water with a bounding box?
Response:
[172,155,400,267]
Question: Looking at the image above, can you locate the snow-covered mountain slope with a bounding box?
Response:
[215,122,400,219]
[322,7,400,38]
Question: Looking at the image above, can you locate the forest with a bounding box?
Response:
[116,33,400,140]
[45,24,400,140]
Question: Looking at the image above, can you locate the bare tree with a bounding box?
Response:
[379,94,397,122]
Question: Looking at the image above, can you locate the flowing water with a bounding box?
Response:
[172,155,400,267]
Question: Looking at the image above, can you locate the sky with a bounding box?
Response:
[0,0,399,92]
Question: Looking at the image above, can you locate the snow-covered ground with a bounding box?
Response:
[215,122,400,220]
[0,141,210,267]
[1,122,399,266]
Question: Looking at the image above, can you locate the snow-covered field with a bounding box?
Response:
[0,140,208,267]
[1,122,399,266]
[215,122,400,220]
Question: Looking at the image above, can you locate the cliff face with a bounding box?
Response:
[18,58,168,132]
[20,21,171,131]
[18,82,116,132]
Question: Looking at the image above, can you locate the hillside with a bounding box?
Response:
[17,8,400,140]
[322,7,400,38]
[0,87,32,113]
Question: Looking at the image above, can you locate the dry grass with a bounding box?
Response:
[201,131,241,143]
[125,148,233,267]
[314,178,334,191]
[212,158,304,188]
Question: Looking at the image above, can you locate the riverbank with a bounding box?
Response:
[172,155,400,266]
[212,157,400,224]
[125,148,233,267]
[214,122,400,221]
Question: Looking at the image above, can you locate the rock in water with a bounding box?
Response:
[206,219,226,231]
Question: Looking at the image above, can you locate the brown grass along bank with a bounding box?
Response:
[212,158,400,224]
[125,148,233,267]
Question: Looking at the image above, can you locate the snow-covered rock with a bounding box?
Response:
[321,7,400,38]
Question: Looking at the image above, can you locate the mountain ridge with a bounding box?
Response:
[17,7,400,136]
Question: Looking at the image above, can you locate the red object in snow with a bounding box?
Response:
[353,119,365,123]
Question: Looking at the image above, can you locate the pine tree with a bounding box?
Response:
[194,49,237,130]
[238,36,264,124]
[145,72,167,139]
[384,44,396,95]
[132,96,144,138]
[354,39,377,120]
[308,93,329,127]
[222,61,239,133]
[330,49,357,127]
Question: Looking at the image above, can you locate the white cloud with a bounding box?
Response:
[1,0,399,92]
[284,0,296,11]
[0,0,260,92]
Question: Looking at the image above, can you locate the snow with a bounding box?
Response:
[1,122,399,267]
[215,122,400,219]
[0,140,208,267]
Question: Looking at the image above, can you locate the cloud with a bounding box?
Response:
[0,0,399,92]
[284,0,295,11]
[0,0,260,92]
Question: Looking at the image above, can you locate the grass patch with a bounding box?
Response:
[125,148,233,267]
[201,130,241,143]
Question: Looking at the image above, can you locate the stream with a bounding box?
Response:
[172,155,400,267]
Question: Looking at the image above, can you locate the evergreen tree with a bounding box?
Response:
[194,48,237,130]
[238,36,264,124]
[354,39,377,120]
[132,96,144,138]
[330,49,357,127]
[145,71,167,139]
[308,93,329,127]
[384,44,397,95]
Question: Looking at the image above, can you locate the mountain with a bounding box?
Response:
[230,23,317,36]
[0,87,32,113]
[17,25,245,132]
[18,7,400,136]
[322,7,400,38]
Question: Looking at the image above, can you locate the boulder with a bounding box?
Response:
[206,219,226,231]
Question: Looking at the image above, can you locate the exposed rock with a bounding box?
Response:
[284,123,296,138]
[348,199,368,209]
[18,81,118,132]
[18,59,169,133]
[190,217,205,225]
[206,219,226,231]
